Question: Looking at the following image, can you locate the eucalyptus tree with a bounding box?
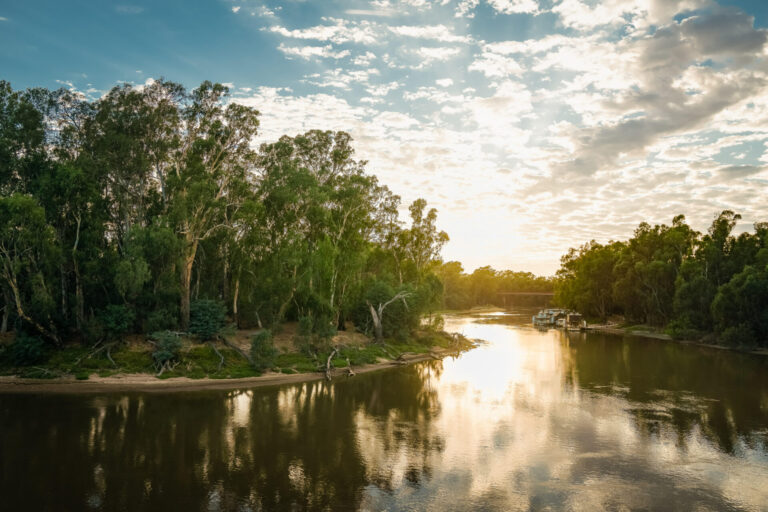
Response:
[167,81,260,329]
[257,130,390,330]
[0,195,61,344]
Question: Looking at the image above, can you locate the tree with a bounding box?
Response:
[0,195,61,345]
[167,82,260,329]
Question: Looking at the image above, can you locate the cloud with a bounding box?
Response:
[267,18,379,45]
[0,16,7,21]
[436,78,454,87]
[469,49,523,77]
[455,0,480,18]
[345,9,397,17]
[388,24,472,43]
[551,6,768,175]
[114,5,144,14]
[232,6,241,13]
[277,43,351,60]
[303,68,381,89]
[414,46,462,63]
[487,0,540,15]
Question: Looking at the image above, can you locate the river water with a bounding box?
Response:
[2,310,768,511]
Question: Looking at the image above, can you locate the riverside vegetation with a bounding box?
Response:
[2,78,760,381]
[555,211,768,348]
[0,79,477,381]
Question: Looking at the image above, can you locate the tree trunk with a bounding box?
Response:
[6,272,60,346]
[180,240,199,330]
[72,215,83,331]
[74,262,84,331]
[60,264,68,321]
[232,274,240,328]
[368,302,383,342]
[0,289,8,333]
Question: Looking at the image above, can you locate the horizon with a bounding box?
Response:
[3,0,768,275]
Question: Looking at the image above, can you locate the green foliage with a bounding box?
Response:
[143,308,179,333]
[250,330,277,370]
[6,332,47,366]
[0,80,463,365]
[99,305,135,341]
[150,331,182,367]
[189,299,226,340]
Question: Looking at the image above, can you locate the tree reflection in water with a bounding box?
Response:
[2,313,768,511]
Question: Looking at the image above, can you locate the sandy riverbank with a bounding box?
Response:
[0,349,457,394]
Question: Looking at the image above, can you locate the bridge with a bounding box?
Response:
[497,291,554,307]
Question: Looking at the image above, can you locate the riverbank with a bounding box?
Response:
[0,326,475,393]
[588,324,768,356]
[0,348,459,394]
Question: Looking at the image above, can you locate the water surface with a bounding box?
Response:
[2,311,768,511]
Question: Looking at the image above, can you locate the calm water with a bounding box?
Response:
[2,311,768,511]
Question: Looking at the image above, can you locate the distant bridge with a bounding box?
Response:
[496,292,554,296]
[497,291,554,307]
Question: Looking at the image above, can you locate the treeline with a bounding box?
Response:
[555,212,768,347]
[437,263,553,309]
[0,79,450,350]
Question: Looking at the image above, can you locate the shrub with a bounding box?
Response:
[250,330,277,371]
[189,299,226,340]
[719,324,756,347]
[100,304,135,341]
[7,332,47,366]
[150,331,182,367]
[144,308,178,333]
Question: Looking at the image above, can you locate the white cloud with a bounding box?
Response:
[303,68,381,89]
[414,46,462,63]
[267,18,379,45]
[455,0,480,18]
[436,78,454,87]
[469,50,523,77]
[487,0,540,15]
[277,44,351,60]
[388,24,471,43]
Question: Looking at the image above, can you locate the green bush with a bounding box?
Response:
[189,299,226,340]
[100,304,135,341]
[250,330,277,370]
[6,333,47,366]
[150,331,182,367]
[144,308,178,333]
[719,324,756,347]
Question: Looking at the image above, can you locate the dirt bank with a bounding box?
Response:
[0,348,458,394]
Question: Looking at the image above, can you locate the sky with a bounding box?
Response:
[2,0,768,275]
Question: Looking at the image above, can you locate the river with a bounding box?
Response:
[2,310,768,511]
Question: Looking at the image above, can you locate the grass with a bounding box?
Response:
[0,328,473,380]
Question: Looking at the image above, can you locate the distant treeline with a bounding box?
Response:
[554,212,768,347]
[0,79,450,351]
[437,263,554,310]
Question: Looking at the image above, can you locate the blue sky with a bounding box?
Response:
[2,0,768,274]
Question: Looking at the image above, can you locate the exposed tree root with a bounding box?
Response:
[208,342,225,372]
[156,360,180,377]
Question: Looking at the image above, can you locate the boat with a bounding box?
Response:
[532,309,586,330]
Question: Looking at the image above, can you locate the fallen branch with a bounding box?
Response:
[156,360,180,377]
[346,357,355,377]
[106,344,117,368]
[325,347,339,381]
[208,342,225,372]
[220,335,255,367]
